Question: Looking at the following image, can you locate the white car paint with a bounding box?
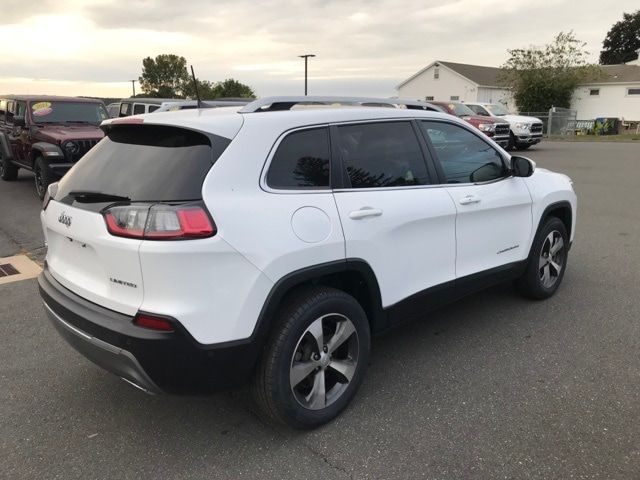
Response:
[43,105,576,345]
[465,102,544,141]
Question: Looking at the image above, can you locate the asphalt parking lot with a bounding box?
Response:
[1,141,640,479]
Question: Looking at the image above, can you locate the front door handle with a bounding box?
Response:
[349,207,383,220]
[459,195,481,205]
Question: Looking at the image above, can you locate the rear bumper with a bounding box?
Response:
[38,266,260,394]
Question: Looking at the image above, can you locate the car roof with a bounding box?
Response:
[103,105,461,140]
[1,95,104,103]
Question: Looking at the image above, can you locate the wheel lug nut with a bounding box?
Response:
[313,353,320,361]
[323,345,328,353]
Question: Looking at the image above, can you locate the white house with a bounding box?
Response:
[397,58,640,121]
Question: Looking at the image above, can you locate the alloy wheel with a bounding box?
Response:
[539,230,565,288]
[290,313,359,410]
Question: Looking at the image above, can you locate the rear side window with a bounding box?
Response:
[148,105,160,112]
[133,104,145,115]
[266,127,330,189]
[56,125,230,205]
[120,103,131,117]
[337,122,429,188]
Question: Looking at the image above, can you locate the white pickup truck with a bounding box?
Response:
[465,102,544,150]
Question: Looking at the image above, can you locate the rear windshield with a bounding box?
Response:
[56,125,230,205]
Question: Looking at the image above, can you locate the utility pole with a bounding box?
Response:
[130,80,137,97]
[298,54,316,95]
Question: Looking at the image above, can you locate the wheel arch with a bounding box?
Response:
[540,201,572,239]
[252,259,386,346]
[31,142,65,165]
[0,132,13,160]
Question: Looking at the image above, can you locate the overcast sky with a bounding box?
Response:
[0,0,637,98]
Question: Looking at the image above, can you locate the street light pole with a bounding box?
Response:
[130,80,137,97]
[298,54,316,95]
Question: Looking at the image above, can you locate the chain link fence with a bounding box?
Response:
[519,107,577,138]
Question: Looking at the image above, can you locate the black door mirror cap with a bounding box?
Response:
[511,155,535,177]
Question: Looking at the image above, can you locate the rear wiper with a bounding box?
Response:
[68,190,130,203]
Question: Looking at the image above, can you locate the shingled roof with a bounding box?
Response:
[398,60,640,88]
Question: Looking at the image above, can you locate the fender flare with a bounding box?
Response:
[527,200,573,258]
[31,141,65,161]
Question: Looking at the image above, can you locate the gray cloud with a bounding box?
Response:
[1,0,638,97]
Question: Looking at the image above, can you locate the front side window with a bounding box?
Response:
[337,122,429,189]
[266,127,330,189]
[420,121,506,184]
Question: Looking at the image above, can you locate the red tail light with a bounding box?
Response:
[103,203,215,240]
[133,313,174,332]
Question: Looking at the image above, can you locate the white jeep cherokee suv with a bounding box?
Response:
[465,102,544,150]
[38,96,576,429]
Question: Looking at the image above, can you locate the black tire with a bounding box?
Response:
[0,154,18,181]
[516,217,569,300]
[253,286,371,429]
[34,156,54,200]
[517,144,532,150]
[507,132,516,150]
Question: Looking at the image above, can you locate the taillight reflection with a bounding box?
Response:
[103,203,215,240]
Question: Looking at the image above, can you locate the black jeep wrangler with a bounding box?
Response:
[0,95,108,198]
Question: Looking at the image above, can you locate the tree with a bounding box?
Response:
[211,79,255,98]
[500,31,601,112]
[180,78,218,99]
[139,54,190,98]
[599,10,640,65]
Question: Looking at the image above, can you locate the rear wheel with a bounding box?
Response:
[516,217,568,299]
[253,286,370,429]
[0,154,18,181]
[34,156,54,199]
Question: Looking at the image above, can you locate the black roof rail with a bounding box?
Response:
[238,96,444,113]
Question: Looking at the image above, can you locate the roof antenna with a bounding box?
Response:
[190,65,202,108]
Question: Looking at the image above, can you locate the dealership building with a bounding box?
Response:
[397,56,640,122]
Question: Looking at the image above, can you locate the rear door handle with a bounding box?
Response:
[458,195,481,205]
[349,207,383,220]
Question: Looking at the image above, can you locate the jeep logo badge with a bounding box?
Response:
[58,212,72,228]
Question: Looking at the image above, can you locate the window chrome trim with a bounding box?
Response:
[260,123,333,194]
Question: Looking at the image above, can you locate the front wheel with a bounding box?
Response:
[253,286,370,429]
[516,217,569,299]
[517,144,532,150]
[34,156,54,200]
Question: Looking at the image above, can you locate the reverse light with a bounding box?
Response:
[103,203,215,240]
[133,313,174,332]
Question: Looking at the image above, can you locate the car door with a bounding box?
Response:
[418,120,533,280]
[6,100,29,165]
[332,120,457,314]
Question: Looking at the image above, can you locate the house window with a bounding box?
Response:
[425,96,434,101]
[589,88,600,96]
[434,67,439,80]
[450,96,459,101]
[627,88,640,96]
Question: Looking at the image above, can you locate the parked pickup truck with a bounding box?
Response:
[0,95,107,198]
[465,102,544,150]
[430,101,510,149]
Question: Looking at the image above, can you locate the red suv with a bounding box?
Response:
[430,101,510,148]
[0,96,107,198]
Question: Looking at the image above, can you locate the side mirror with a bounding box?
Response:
[511,156,535,177]
[13,116,26,127]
